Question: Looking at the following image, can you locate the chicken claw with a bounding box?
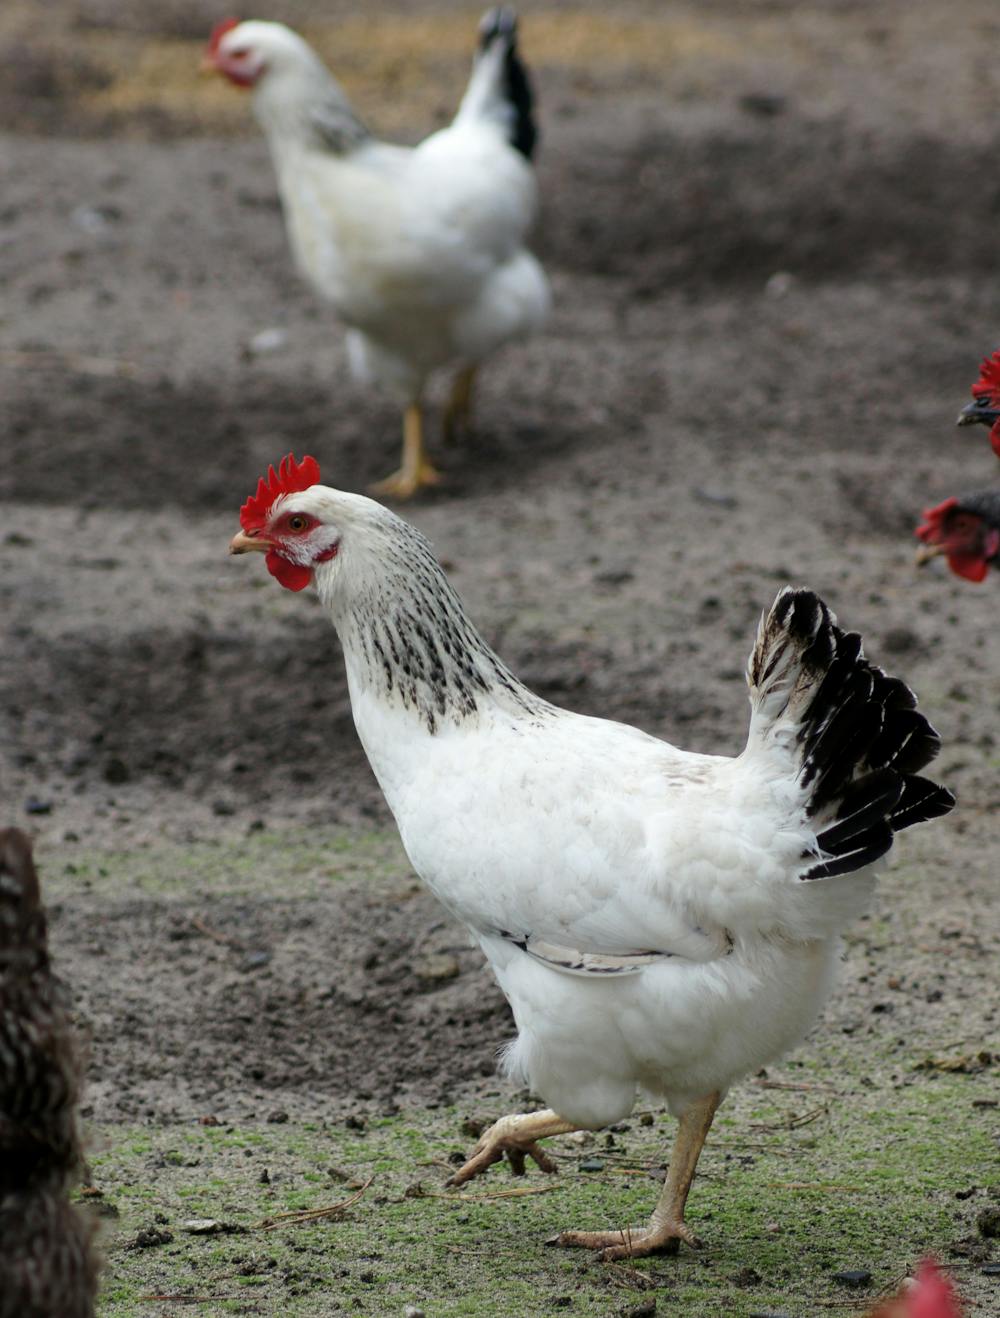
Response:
[549,1220,702,1263]
[445,1110,577,1187]
[370,402,443,500]
[370,463,443,501]
[547,1093,719,1263]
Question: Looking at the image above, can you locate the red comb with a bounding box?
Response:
[915,496,958,544]
[970,349,1000,404]
[240,453,321,531]
[208,17,241,54]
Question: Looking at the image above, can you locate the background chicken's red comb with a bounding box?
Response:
[208,17,241,54]
[915,496,958,543]
[971,349,1000,402]
[241,453,321,531]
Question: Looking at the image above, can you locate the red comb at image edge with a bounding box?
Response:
[864,1259,962,1318]
[971,348,1000,403]
[208,17,241,54]
[240,454,321,532]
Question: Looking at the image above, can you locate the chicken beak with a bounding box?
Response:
[229,529,271,555]
[914,541,946,567]
[956,399,1000,428]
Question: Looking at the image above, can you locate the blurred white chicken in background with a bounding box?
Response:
[207,9,550,497]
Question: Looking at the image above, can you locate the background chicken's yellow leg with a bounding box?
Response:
[446,1109,579,1185]
[371,402,442,499]
[553,1091,721,1261]
[443,364,478,446]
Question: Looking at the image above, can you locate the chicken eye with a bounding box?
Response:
[287,515,308,532]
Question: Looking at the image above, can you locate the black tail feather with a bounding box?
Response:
[804,826,894,881]
[478,7,537,159]
[801,671,881,812]
[868,707,941,775]
[753,588,955,884]
[890,775,956,831]
[813,768,904,853]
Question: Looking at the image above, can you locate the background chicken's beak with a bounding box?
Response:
[956,398,1000,427]
[229,529,270,554]
[914,542,946,566]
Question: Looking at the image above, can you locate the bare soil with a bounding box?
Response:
[0,1,998,1309]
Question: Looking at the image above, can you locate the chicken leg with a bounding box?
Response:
[553,1091,720,1262]
[371,402,443,499]
[446,1109,579,1185]
[442,365,477,446]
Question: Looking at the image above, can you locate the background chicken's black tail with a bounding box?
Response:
[746,589,955,880]
[468,7,538,159]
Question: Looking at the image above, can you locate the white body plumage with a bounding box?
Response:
[345,677,858,1128]
[232,483,950,1139]
[289,489,910,1131]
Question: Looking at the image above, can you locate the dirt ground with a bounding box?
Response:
[1,1,999,1312]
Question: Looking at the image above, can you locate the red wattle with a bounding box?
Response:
[947,551,988,583]
[266,550,312,592]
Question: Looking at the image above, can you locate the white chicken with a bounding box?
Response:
[207,10,549,498]
[229,454,955,1260]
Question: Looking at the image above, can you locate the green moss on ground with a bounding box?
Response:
[39,824,999,1314]
[45,828,412,902]
[88,1068,998,1317]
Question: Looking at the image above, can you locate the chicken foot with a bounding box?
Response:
[442,365,477,446]
[445,1109,579,1186]
[551,1091,720,1262]
[371,402,443,499]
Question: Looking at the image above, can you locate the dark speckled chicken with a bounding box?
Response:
[0,828,98,1318]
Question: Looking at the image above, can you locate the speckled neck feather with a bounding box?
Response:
[255,73,370,155]
[331,522,549,734]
